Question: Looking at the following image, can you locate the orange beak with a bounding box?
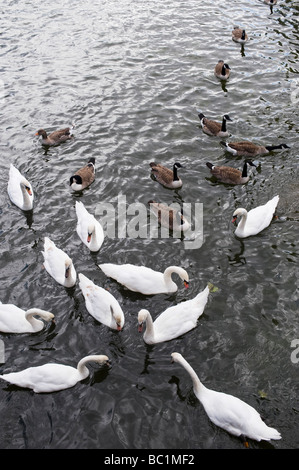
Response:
[87,233,92,243]
[184,280,189,289]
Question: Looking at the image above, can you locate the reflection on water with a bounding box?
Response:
[0,0,298,450]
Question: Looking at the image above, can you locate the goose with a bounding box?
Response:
[98,263,189,295]
[148,200,190,232]
[232,195,279,238]
[42,237,77,288]
[75,201,104,252]
[150,162,183,189]
[138,285,209,344]
[214,60,231,80]
[79,273,125,330]
[171,352,281,446]
[35,125,74,146]
[220,140,290,157]
[70,158,95,191]
[232,26,248,44]
[0,304,54,333]
[7,164,34,211]
[206,159,256,185]
[0,355,109,393]
[198,113,232,137]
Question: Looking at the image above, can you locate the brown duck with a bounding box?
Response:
[70,158,95,191]
[35,126,74,146]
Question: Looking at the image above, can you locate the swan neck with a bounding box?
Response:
[163,266,183,286]
[20,182,32,209]
[144,311,155,338]
[178,356,203,396]
[25,310,43,329]
[77,356,96,379]
[238,210,248,231]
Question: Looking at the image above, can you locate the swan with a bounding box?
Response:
[42,237,77,287]
[0,304,54,333]
[0,354,109,393]
[171,352,281,445]
[232,195,279,238]
[138,286,209,344]
[206,159,256,185]
[198,113,232,137]
[98,263,189,295]
[75,201,104,252]
[79,273,124,330]
[70,158,95,191]
[149,162,184,189]
[35,125,74,146]
[214,60,231,80]
[7,164,34,211]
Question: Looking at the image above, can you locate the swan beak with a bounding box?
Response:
[117,323,122,331]
[184,280,189,289]
[26,186,32,196]
[232,216,238,224]
[87,233,92,243]
[65,266,70,278]
[138,322,143,333]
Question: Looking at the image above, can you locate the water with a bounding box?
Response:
[0,0,298,450]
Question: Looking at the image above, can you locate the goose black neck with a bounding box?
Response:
[241,30,246,40]
[221,117,227,132]
[241,162,248,177]
[173,164,179,181]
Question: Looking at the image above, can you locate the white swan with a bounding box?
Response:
[75,201,104,252]
[0,304,54,333]
[171,352,281,445]
[98,263,189,295]
[79,273,125,330]
[232,195,279,238]
[138,286,209,344]
[7,164,34,211]
[0,355,109,393]
[42,237,77,288]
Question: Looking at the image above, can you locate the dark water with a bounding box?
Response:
[0,0,298,450]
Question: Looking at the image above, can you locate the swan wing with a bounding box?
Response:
[239,196,279,236]
[153,286,209,341]
[200,389,281,441]
[0,304,32,333]
[99,263,166,294]
[79,274,124,328]
[0,364,80,393]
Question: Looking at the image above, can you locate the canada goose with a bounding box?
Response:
[214,60,231,80]
[150,162,183,189]
[220,140,290,157]
[35,126,74,146]
[70,158,95,191]
[148,200,190,232]
[198,113,232,137]
[232,26,248,44]
[206,159,256,185]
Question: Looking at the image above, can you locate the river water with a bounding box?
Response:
[0,0,298,450]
